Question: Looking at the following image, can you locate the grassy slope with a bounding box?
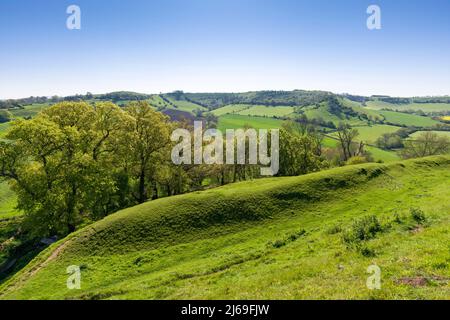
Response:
[352,125,402,144]
[0,122,10,139]
[237,105,295,117]
[378,110,440,127]
[365,146,400,162]
[8,104,49,118]
[1,156,449,300]
[409,131,450,139]
[366,101,450,113]
[0,181,18,219]
[341,98,384,121]
[217,114,284,131]
[211,104,252,116]
[323,136,400,163]
[166,98,207,113]
[329,125,401,145]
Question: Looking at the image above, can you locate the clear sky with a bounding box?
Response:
[1,0,449,99]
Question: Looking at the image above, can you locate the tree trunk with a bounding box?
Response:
[138,168,146,203]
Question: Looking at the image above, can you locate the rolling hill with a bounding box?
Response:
[1,156,449,300]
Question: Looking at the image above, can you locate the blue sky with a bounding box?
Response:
[1,0,449,99]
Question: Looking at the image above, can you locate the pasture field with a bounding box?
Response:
[378,110,440,127]
[0,122,11,139]
[8,104,49,118]
[0,181,18,219]
[330,125,401,145]
[341,98,384,121]
[408,131,450,139]
[217,114,284,131]
[366,101,450,113]
[322,136,400,163]
[351,125,401,144]
[211,104,251,116]
[1,156,449,299]
[166,98,207,113]
[302,105,366,126]
[237,105,295,117]
[365,146,401,162]
[147,95,170,109]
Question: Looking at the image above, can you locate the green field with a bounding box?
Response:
[302,104,367,126]
[211,104,251,116]
[217,114,284,131]
[366,101,450,113]
[8,104,49,118]
[378,110,440,127]
[166,98,207,113]
[1,156,449,299]
[237,105,295,117]
[408,131,450,139]
[341,98,384,122]
[322,135,400,163]
[0,181,18,219]
[329,125,401,145]
[365,146,401,162]
[352,125,401,144]
[0,122,11,139]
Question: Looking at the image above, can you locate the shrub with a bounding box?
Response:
[326,225,343,235]
[346,156,368,165]
[410,208,427,224]
[359,245,376,257]
[269,229,306,248]
[342,215,382,246]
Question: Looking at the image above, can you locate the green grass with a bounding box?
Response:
[366,146,401,162]
[366,101,450,113]
[211,104,252,116]
[408,131,450,139]
[0,181,18,219]
[217,114,284,131]
[8,104,49,119]
[1,156,449,299]
[378,110,440,127]
[341,98,384,122]
[302,104,367,126]
[166,98,207,113]
[322,135,400,162]
[236,105,295,117]
[329,125,401,145]
[351,125,402,144]
[0,122,11,139]
[147,95,170,109]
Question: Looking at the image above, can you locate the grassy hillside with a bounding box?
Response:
[217,114,284,131]
[408,131,450,139]
[378,110,440,127]
[8,104,49,118]
[351,125,401,144]
[166,97,207,113]
[1,156,449,300]
[210,104,251,116]
[0,181,18,219]
[366,100,450,113]
[237,105,295,117]
[329,125,401,145]
[0,122,10,139]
